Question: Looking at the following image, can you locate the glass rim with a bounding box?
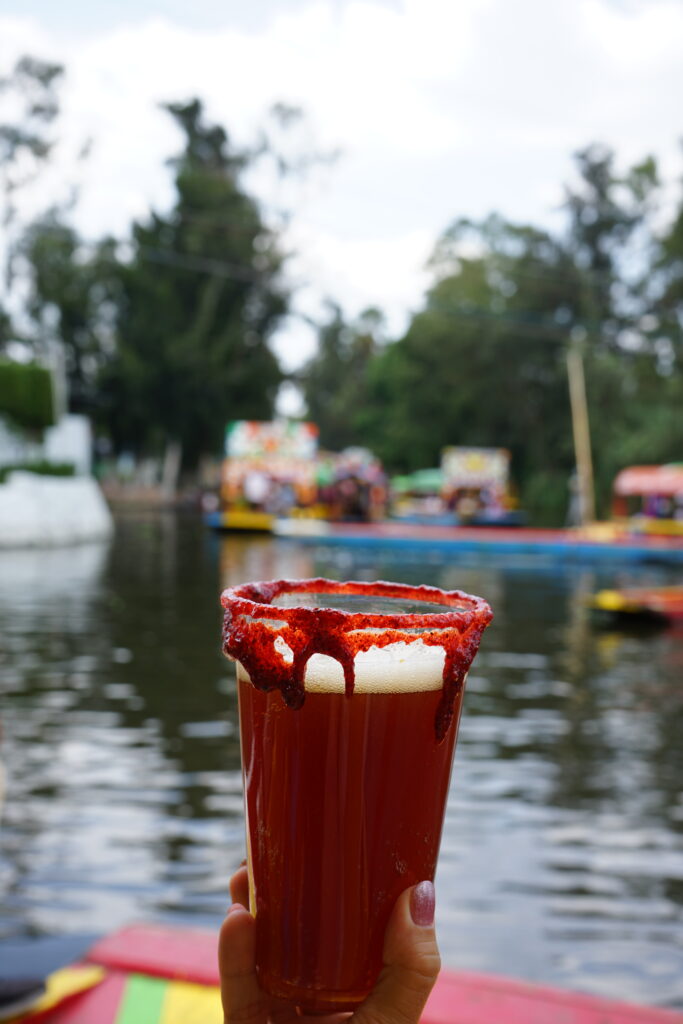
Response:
[221,577,492,634]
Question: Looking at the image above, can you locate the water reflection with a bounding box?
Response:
[0,514,681,1007]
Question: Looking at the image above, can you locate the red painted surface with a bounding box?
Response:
[87,924,221,985]
[423,969,682,1024]
[84,925,683,1024]
[31,972,127,1024]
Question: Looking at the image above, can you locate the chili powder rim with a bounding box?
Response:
[221,577,492,636]
[221,577,493,741]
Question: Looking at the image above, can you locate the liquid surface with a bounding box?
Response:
[0,513,682,1008]
[271,593,466,615]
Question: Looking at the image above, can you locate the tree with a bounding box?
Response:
[0,358,54,431]
[20,216,120,413]
[621,156,683,469]
[318,147,677,524]
[360,216,583,520]
[301,303,382,450]
[0,55,64,292]
[101,99,288,471]
[0,303,12,353]
[562,146,683,510]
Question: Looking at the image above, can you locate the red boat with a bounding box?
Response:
[10,924,682,1023]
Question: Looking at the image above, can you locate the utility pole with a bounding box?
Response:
[566,341,595,526]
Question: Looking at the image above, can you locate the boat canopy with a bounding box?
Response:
[613,464,683,497]
[392,468,443,495]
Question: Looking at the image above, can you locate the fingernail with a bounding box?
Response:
[410,881,435,927]
[227,902,245,916]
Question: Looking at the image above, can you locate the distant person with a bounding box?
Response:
[243,470,270,509]
[455,491,478,523]
[267,480,296,517]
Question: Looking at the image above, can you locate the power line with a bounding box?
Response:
[137,246,269,284]
[14,224,673,347]
[22,212,662,293]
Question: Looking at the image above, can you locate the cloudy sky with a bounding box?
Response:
[1,0,682,398]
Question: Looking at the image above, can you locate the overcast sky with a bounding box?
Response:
[2,0,682,408]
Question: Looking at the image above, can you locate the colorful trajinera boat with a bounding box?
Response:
[611,465,683,537]
[8,924,682,1023]
[589,585,683,623]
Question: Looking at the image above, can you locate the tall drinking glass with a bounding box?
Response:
[221,578,492,1014]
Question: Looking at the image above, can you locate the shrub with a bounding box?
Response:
[0,461,75,484]
[0,360,55,431]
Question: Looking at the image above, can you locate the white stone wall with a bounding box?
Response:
[44,415,92,476]
[0,473,114,548]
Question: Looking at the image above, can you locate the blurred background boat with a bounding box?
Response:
[589,585,683,625]
[610,465,683,538]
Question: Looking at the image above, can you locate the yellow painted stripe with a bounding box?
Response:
[160,981,223,1024]
[22,966,105,1016]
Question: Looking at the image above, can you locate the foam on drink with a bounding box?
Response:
[238,639,448,693]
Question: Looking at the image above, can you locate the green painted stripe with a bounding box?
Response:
[115,974,168,1024]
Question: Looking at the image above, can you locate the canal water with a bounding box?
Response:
[1,512,682,1007]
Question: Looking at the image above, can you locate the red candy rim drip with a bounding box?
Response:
[221,578,493,742]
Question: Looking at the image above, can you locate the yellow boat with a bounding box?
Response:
[589,585,683,623]
[206,508,274,532]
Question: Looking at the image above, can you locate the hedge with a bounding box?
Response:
[0,359,55,431]
[0,461,75,484]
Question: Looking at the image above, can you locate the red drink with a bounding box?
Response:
[222,579,492,1013]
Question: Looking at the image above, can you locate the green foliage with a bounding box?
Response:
[0,55,65,291]
[0,303,12,352]
[307,147,683,524]
[0,459,73,483]
[302,304,382,451]
[100,99,286,467]
[0,359,54,430]
[21,219,119,413]
[522,471,571,527]
[360,221,581,498]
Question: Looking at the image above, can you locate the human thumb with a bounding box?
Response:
[353,882,441,1024]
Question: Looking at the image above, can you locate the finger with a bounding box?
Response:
[230,865,250,908]
[352,882,440,1024]
[218,904,268,1024]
